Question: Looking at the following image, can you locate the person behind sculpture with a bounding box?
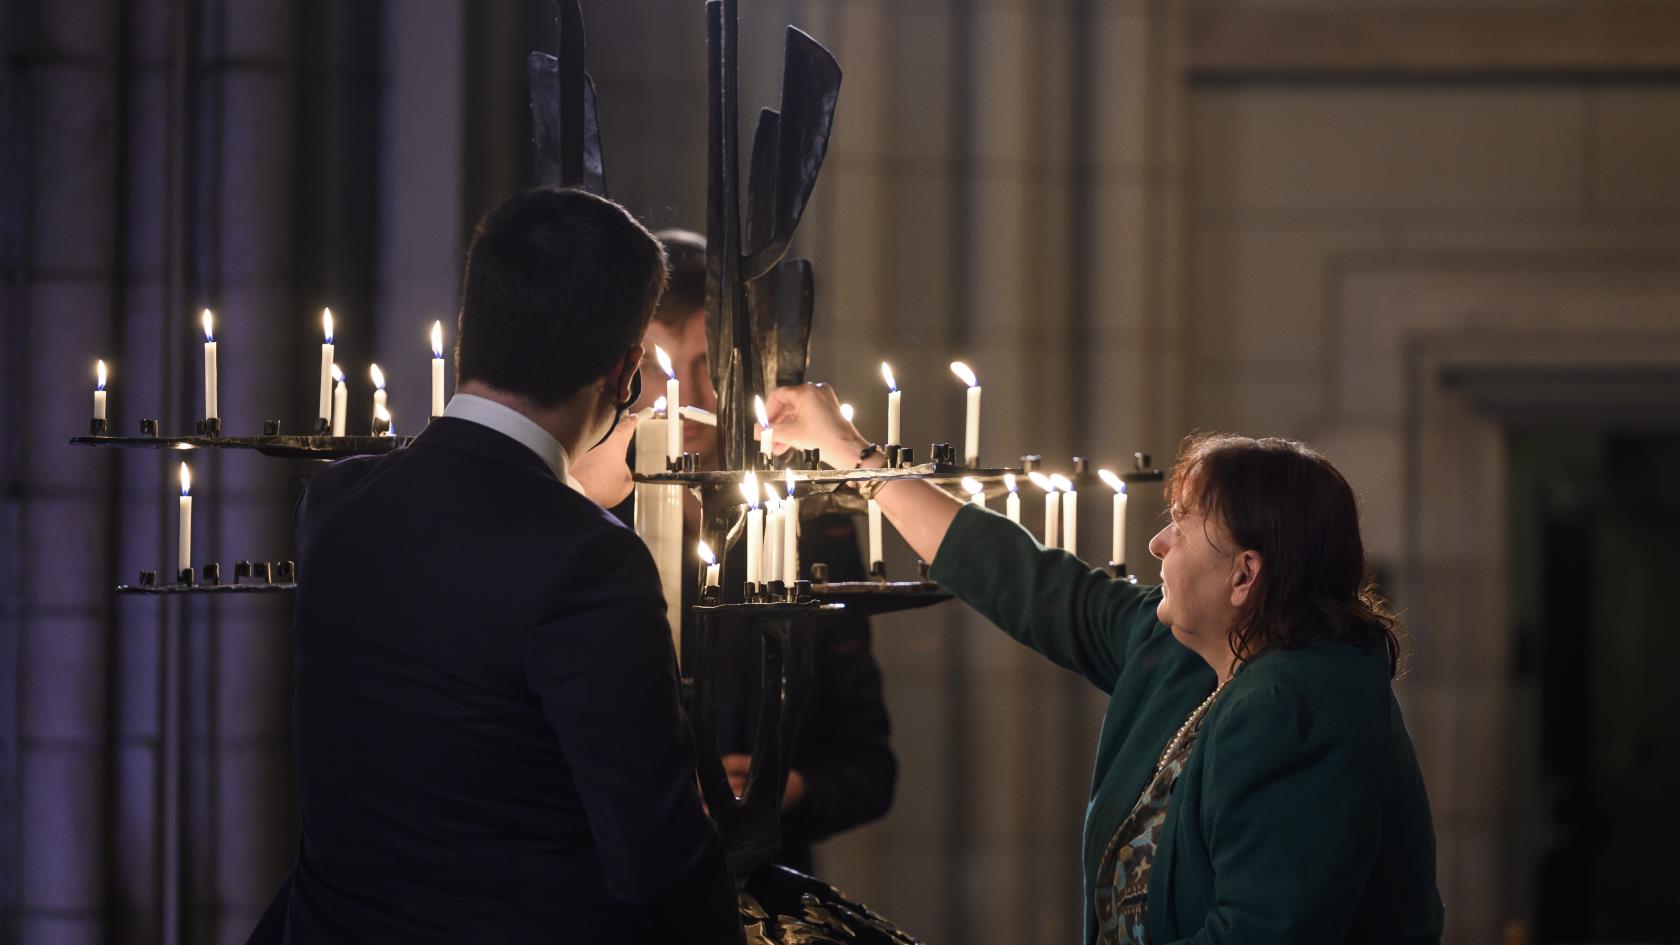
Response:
[764,383,1444,945]
[250,188,743,945]
[614,229,896,872]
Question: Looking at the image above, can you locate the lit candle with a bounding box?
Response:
[867,498,884,571]
[881,362,901,445]
[431,320,446,418]
[318,308,335,427]
[962,476,985,506]
[201,309,218,421]
[633,410,684,650]
[1004,473,1020,524]
[755,395,773,462]
[698,540,720,592]
[743,472,763,588]
[1054,474,1077,557]
[369,363,387,431]
[654,344,680,462]
[1098,469,1128,568]
[763,487,783,585]
[331,365,347,437]
[782,469,798,583]
[950,361,981,466]
[93,359,107,422]
[1029,472,1059,548]
[178,462,192,576]
[373,402,392,437]
[839,402,854,424]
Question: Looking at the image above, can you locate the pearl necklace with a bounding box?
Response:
[1155,673,1235,773]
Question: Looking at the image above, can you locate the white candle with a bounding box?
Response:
[177,462,192,576]
[763,490,783,585]
[318,308,335,426]
[93,359,107,421]
[1004,473,1020,524]
[331,365,347,437]
[373,403,391,437]
[698,540,721,592]
[1030,472,1059,548]
[370,363,387,430]
[754,395,774,462]
[654,345,680,462]
[1055,474,1077,557]
[1099,469,1127,567]
[743,472,763,587]
[950,361,980,466]
[962,476,985,506]
[881,362,901,445]
[867,498,884,570]
[431,320,446,417]
[201,309,218,420]
[782,470,798,583]
[633,417,684,653]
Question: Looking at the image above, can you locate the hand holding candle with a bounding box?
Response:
[431,320,446,418]
[655,345,680,463]
[950,361,981,466]
[881,362,901,446]
[318,308,335,428]
[201,309,218,421]
[1098,469,1128,570]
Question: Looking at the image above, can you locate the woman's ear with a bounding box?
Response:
[1229,549,1262,607]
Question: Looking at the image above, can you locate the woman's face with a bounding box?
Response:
[1148,486,1248,652]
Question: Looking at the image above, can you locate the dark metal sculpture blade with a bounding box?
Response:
[527,0,607,196]
[745,108,781,256]
[557,0,586,187]
[743,27,841,281]
[772,257,814,387]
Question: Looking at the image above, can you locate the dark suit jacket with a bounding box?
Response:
[256,418,741,945]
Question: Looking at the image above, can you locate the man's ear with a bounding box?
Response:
[1229,549,1262,608]
[615,343,645,402]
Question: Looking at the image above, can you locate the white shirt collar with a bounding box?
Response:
[443,393,583,492]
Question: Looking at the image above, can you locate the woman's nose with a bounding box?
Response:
[1148,525,1170,561]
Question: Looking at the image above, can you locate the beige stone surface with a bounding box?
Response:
[1592,84,1680,210]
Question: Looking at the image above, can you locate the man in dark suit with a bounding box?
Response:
[252,189,743,944]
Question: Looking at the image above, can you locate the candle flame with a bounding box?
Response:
[654,344,675,379]
[880,362,897,391]
[1098,469,1125,493]
[697,540,717,566]
[961,476,984,497]
[374,403,391,423]
[431,320,443,358]
[179,462,191,496]
[839,402,854,423]
[652,395,668,415]
[1050,473,1074,492]
[96,359,107,390]
[332,363,345,384]
[1004,472,1017,493]
[785,467,796,497]
[741,471,760,508]
[754,395,769,428]
[1027,471,1055,493]
[765,482,781,506]
[201,308,214,342]
[322,308,334,343]
[950,361,978,388]
[370,363,386,390]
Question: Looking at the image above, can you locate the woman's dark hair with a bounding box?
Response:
[652,228,707,326]
[457,188,667,407]
[1168,432,1407,678]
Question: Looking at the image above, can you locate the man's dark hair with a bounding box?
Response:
[457,188,667,407]
[652,228,706,327]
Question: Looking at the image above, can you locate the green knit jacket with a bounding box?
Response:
[929,504,1445,944]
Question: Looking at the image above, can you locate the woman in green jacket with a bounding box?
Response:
[764,383,1444,945]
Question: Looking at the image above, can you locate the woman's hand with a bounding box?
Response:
[764,383,871,464]
[571,414,638,507]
